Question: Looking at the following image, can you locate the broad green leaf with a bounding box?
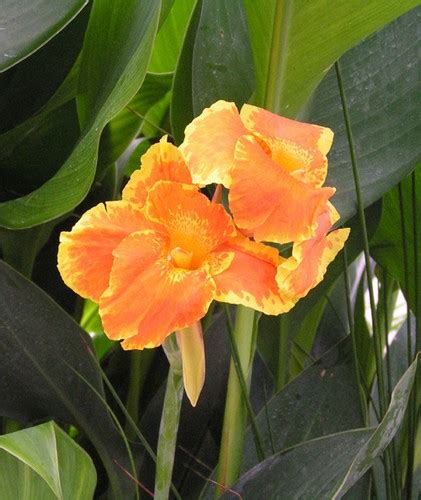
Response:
[0,0,161,229]
[243,337,364,472]
[0,0,88,72]
[0,260,136,498]
[0,421,96,500]
[371,169,421,313]
[171,0,255,142]
[309,10,420,223]
[191,0,255,116]
[219,430,374,499]
[333,356,419,497]
[149,0,196,73]
[244,0,419,114]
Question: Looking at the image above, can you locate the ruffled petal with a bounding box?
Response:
[229,135,335,244]
[276,209,350,300]
[122,136,192,206]
[241,104,333,187]
[146,180,236,268]
[99,230,216,348]
[180,100,248,187]
[212,235,295,315]
[58,201,153,302]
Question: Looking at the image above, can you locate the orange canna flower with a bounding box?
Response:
[180,100,336,244]
[58,138,294,405]
[276,203,350,300]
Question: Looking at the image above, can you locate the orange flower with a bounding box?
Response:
[58,138,294,404]
[180,101,335,244]
[276,203,350,299]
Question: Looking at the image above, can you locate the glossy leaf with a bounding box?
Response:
[0,0,88,72]
[244,0,419,114]
[0,260,136,498]
[0,0,161,229]
[0,421,96,500]
[309,10,420,223]
[243,337,364,472]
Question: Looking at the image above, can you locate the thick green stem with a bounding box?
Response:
[216,306,257,495]
[155,336,183,500]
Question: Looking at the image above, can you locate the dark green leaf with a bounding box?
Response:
[0,421,96,500]
[244,0,418,114]
[309,10,421,223]
[0,260,135,498]
[0,0,88,72]
[0,0,161,229]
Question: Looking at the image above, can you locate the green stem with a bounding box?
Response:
[216,306,258,495]
[264,0,292,113]
[125,350,155,440]
[276,316,289,391]
[154,364,183,500]
[335,61,392,498]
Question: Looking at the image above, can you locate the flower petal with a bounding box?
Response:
[58,201,152,301]
[241,104,333,187]
[213,235,295,315]
[180,100,247,187]
[276,210,350,299]
[122,136,192,206]
[146,180,236,268]
[99,230,215,348]
[230,135,335,244]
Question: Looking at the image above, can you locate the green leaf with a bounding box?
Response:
[220,357,417,498]
[244,0,419,114]
[333,356,419,497]
[243,336,364,472]
[0,0,88,72]
[371,169,421,313]
[171,0,255,142]
[0,421,96,500]
[0,0,161,229]
[148,0,196,73]
[0,260,136,498]
[308,10,420,223]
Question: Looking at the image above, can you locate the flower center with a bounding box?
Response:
[168,246,194,270]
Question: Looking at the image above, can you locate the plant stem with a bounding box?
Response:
[216,306,258,495]
[276,316,289,391]
[335,60,391,497]
[155,335,184,500]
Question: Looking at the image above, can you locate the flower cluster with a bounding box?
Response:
[58,100,349,404]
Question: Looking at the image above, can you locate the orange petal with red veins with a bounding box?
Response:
[146,181,236,268]
[213,235,295,315]
[180,100,248,187]
[122,136,192,206]
[58,201,153,302]
[99,230,215,349]
[277,210,350,299]
[230,136,335,244]
[241,104,333,187]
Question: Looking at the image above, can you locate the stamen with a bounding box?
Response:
[169,247,194,269]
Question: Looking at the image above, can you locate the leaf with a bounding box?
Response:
[0,0,161,229]
[333,356,419,497]
[221,430,374,499]
[220,357,417,498]
[171,0,255,142]
[0,260,136,498]
[243,336,364,472]
[244,0,419,115]
[0,0,88,72]
[148,0,196,73]
[0,421,96,500]
[370,168,421,313]
[308,10,421,223]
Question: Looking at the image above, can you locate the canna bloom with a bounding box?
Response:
[180,100,336,244]
[58,138,294,405]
